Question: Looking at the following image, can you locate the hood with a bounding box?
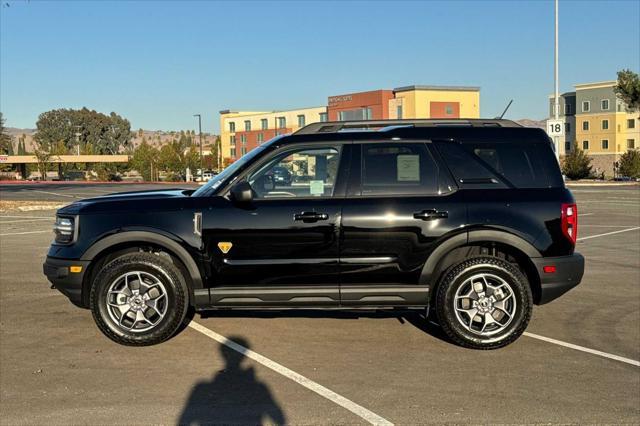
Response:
[57,189,193,215]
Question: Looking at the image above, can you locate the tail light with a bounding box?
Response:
[561,203,578,245]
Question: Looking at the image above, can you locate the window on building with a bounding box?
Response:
[564,103,572,114]
[297,114,306,128]
[583,140,589,150]
[261,119,268,130]
[602,119,609,130]
[397,105,403,119]
[565,141,571,152]
[338,107,373,121]
[582,121,589,131]
[230,135,236,146]
[565,122,571,133]
[319,112,328,122]
[601,99,610,110]
[601,139,609,150]
[244,120,251,132]
[445,105,454,115]
[628,139,636,149]
[230,148,236,158]
[257,133,264,144]
[240,134,246,144]
[229,122,236,132]
[582,101,590,112]
[277,117,286,129]
[241,147,247,155]
[628,119,636,129]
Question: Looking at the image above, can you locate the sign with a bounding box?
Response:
[0,155,7,163]
[397,155,420,182]
[546,119,565,137]
[328,95,353,106]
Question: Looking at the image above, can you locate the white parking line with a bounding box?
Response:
[578,213,593,217]
[29,190,80,199]
[0,230,51,236]
[188,321,393,426]
[0,219,53,224]
[577,226,640,241]
[0,215,55,219]
[524,332,639,367]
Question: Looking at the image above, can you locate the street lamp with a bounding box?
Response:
[193,114,203,180]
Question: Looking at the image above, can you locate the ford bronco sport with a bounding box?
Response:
[44,119,584,349]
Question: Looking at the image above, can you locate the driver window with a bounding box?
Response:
[248,146,341,199]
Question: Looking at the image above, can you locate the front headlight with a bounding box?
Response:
[54,216,75,244]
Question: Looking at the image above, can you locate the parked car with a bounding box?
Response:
[44,119,584,349]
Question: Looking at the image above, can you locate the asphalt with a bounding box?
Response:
[0,183,638,424]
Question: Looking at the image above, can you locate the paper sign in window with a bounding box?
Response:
[309,180,325,195]
[397,155,420,181]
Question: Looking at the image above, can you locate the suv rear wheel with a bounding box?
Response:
[435,256,532,349]
[90,252,189,346]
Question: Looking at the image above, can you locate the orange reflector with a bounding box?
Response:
[543,265,556,274]
[70,266,83,273]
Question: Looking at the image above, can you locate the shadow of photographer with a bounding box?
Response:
[178,336,286,425]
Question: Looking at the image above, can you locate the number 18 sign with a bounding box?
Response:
[546,119,565,137]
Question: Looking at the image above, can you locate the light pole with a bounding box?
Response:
[553,0,560,160]
[193,114,203,179]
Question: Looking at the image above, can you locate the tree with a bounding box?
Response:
[0,112,14,155]
[614,69,640,113]
[562,147,592,180]
[130,138,159,181]
[618,150,640,179]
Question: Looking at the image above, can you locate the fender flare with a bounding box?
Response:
[81,230,203,289]
[420,229,541,286]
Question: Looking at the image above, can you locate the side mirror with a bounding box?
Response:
[230,181,253,204]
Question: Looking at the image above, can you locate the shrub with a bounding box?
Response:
[618,150,640,179]
[562,148,592,180]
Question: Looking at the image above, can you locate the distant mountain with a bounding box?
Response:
[5,127,218,153]
[516,119,546,129]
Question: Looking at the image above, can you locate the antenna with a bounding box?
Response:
[496,100,514,119]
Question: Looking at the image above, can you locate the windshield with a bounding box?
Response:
[192,145,267,197]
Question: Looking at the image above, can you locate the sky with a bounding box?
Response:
[1,0,639,134]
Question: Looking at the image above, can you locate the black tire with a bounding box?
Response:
[435,256,532,350]
[90,252,189,346]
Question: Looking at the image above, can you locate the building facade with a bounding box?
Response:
[220,107,327,163]
[573,81,638,177]
[219,85,481,164]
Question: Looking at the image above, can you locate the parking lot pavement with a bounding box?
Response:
[0,184,638,424]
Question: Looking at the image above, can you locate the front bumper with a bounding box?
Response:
[532,253,585,304]
[43,256,91,307]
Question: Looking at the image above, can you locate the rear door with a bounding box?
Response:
[339,141,466,306]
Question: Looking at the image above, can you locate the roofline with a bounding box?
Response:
[393,85,480,93]
[547,91,576,98]
[220,106,327,118]
[574,80,617,89]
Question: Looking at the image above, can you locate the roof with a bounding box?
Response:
[393,85,480,93]
[574,80,617,90]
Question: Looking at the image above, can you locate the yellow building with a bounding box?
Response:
[390,85,480,119]
[219,107,327,163]
[573,81,639,177]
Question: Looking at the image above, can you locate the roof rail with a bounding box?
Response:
[294,119,522,135]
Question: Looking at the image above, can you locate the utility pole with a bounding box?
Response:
[194,114,203,179]
[554,0,560,160]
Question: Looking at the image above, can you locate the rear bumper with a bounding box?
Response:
[533,253,585,304]
[43,256,90,307]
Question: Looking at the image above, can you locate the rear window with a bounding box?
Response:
[435,140,562,188]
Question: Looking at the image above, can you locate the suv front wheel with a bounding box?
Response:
[90,252,189,346]
[436,256,532,349]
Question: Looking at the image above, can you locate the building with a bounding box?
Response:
[220,107,327,163]
[573,81,638,176]
[219,85,481,164]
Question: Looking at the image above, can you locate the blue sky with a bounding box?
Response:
[1,0,639,133]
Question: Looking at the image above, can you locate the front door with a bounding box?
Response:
[339,141,465,306]
[203,144,347,307]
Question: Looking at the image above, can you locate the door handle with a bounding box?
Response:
[413,209,448,221]
[294,212,329,223]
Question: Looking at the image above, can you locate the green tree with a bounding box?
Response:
[618,150,640,179]
[130,138,159,181]
[0,112,14,155]
[562,148,593,180]
[614,69,640,113]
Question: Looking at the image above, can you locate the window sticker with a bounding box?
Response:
[397,155,420,181]
[309,180,325,195]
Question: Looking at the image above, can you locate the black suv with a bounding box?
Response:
[44,119,584,349]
